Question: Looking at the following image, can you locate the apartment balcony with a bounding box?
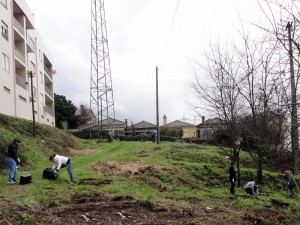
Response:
[13,18,25,36]
[44,65,53,80]
[14,47,25,64]
[15,74,28,90]
[44,106,54,117]
[45,86,53,98]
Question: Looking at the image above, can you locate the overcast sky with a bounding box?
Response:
[25,0,261,125]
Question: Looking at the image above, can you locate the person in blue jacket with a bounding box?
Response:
[150,130,157,143]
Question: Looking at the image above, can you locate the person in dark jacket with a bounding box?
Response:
[150,130,157,143]
[5,139,21,184]
[228,162,236,194]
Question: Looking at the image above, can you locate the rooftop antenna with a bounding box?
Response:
[90,0,115,139]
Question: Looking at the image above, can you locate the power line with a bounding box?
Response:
[157,0,181,66]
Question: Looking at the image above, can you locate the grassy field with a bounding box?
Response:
[0,113,299,224]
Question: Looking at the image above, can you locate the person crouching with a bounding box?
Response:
[244,181,259,195]
[49,154,74,184]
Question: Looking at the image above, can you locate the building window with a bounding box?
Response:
[1,20,8,40]
[2,53,9,72]
[19,95,26,102]
[3,86,10,93]
[0,0,7,8]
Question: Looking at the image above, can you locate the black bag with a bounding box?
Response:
[43,168,58,180]
[20,174,32,184]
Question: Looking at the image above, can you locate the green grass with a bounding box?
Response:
[0,113,300,223]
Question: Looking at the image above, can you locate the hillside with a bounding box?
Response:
[0,113,299,225]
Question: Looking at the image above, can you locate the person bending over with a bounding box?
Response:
[244,181,259,195]
[49,154,74,184]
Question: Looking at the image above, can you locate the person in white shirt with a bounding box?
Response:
[244,181,259,195]
[49,154,74,184]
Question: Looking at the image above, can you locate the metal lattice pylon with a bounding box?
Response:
[90,0,115,139]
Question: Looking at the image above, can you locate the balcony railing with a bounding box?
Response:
[44,106,54,117]
[44,66,53,80]
[13,18,24,36]
[14,48,25,63]
[45,86,53,97]
[15,74,28,90]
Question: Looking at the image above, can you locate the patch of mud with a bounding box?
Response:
[243,208,287,225]
[92,161,162,176]
[136,150,149,157]
[20,193,246,225]
[77,178,112,186]
[0,193,294,225]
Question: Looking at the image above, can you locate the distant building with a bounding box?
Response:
[0,0,55,126]
[196,117,223,140]
[74,105,97,125]
[126,120,156,136]
[89,117,126,137]
[166,119,196,138]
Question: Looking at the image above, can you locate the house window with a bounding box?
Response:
[0,0,7,8]
[1,20,8,40]
[2,53,9,72]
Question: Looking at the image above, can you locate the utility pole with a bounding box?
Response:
[156,66,160,144]
[29,71,36,137]
[286,21,299,174]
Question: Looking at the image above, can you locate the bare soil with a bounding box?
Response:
[0,188,288,225]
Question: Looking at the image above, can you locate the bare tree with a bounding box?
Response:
[257,0,300,173]
[191,30,290,183]
[190,41,245,186]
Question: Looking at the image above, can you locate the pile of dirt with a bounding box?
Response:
[92,161,162,176]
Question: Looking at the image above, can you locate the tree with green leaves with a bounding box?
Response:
[54,94,78,129]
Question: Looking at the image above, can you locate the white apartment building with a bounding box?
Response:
[0,0,55,126]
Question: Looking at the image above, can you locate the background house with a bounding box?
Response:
[166,119,196,138]
[126,120,156,136]
[196,117,223,140]
[89,117,126,137]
